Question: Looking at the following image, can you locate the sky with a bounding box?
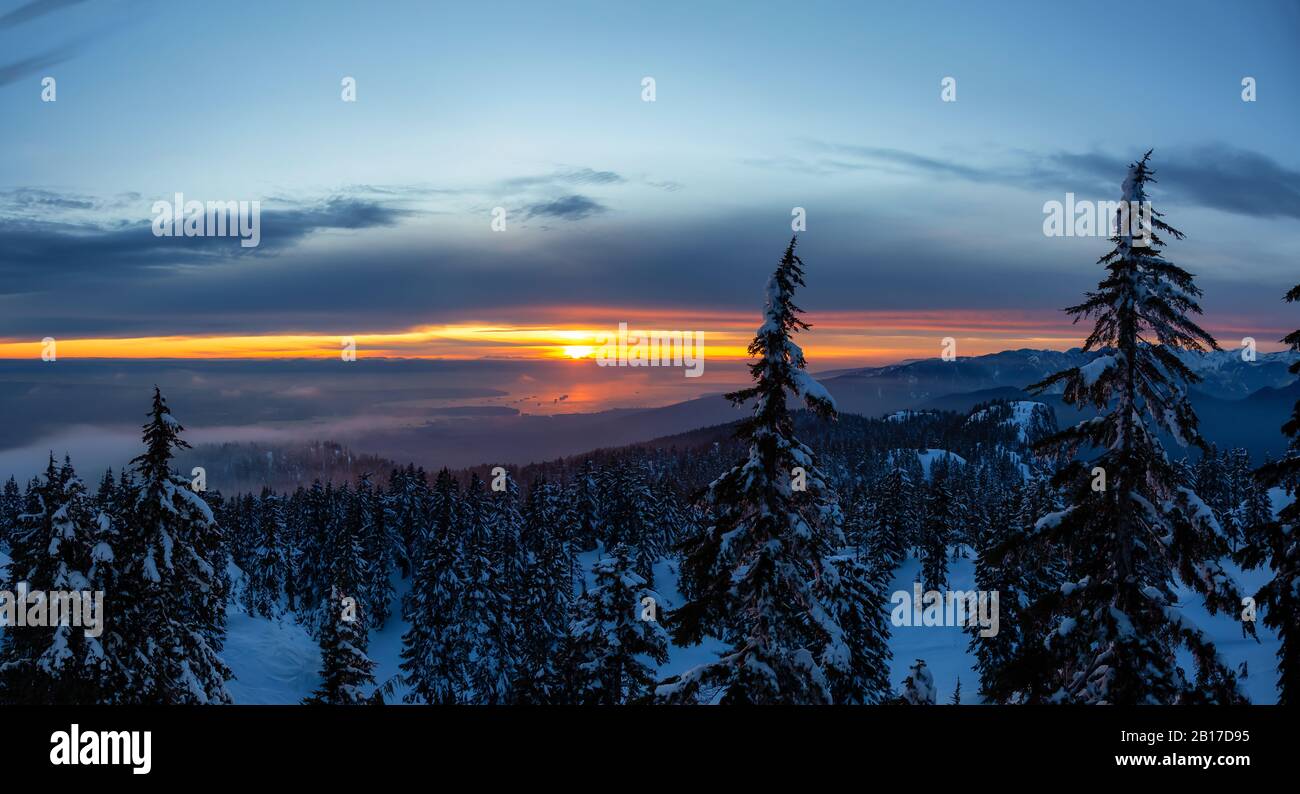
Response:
[2,0,1299,375]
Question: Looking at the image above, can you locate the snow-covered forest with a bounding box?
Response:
[2,156,1298,706]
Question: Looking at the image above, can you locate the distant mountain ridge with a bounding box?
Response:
[819,346,1296,405]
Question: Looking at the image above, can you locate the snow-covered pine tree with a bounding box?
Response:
[820,554,892,704]
[357,474,395,629]
[968,478,1062,703]
[603,458,660,584]
[483,471,526,701]
[400,471,465,704]
[1020,152,1250,704]
[388,464,429,578]
[87,470,131,703]
[1239,475,1275,541]
[649,469,690,565]
[661,236,852,705]
[0,475,20,549]
[92,468,116,519]
[900,659,935,705]
[1223,448,1254,550]
[563,459,602,553]
[428,467,457,551]
[304,583,377,705]
[1246,282,1300,704]
[842,479,872,557]
[291,479,333,623]
[455,474,511,704]
[244,487,288,619]
[305,481,377,704]
[920,477,959,592]
[124,388,233,704]
[511,477,570,703]
[0,456,118,704]
[567,544,669,705]
[866,466,913,589]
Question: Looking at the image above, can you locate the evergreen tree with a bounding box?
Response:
[565,460,603,553]
[567,544,669,704]
[920,477,959,592]
[0,457,120,704]
[291,479,333,623]
[969,479,1061,703]
[399,473,465,703]
[1019,153,1250,703]
[603,459,660,583]
[900,659,935,705]
[304,584,377,705]
[458,474,512,704]
[244,488,288,618]
[866,466,913,588]
[820,554,893,704]
[427,468,458,552]
[0,475,20,549]
[124,388,232,704]
[663,236,854,704]
[1246,281,1300,704]
[388,464,429,578]
[357,474,395,629]
[305,481,377,704]
[512,477,570,703]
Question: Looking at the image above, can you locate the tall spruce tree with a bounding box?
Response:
[563,460,602,553]
[304,583,377,705]
[866,466,913,588]
[0,475,20,549]
[292,479,333,624]
[662,236,858,704]
[511,477,570,703]
[603,459,660,583]
[920,477,959,592]
[124,388,232,704]
[305,482,377,704]
[820,554,893,704]
[1017,152,1251,703]
[457,474,511,704]
[244,488,288,618]
[399,472,465,703]
[388,464,429,578]
[357,474,395,629]
[969,476,1062,703]
[567,544,669,705]
[1246,282,1300,703]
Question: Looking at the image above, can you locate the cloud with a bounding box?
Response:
[503,167,626,189]
[0,194,413,291]
[0,187,97,211]
[523,194,608,221]
[0,41,83,85]
[0,0,89,29]
[500,167,679,193]
[760,140,1300,220]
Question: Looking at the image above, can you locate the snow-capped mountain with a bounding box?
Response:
[816,346,1296,416]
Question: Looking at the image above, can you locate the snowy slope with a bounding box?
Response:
[217,547,1283,704]
[0,545,1284,704]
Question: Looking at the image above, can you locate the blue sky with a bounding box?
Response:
[1,0,1298,360]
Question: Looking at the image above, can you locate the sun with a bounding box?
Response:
[563,345,595,359]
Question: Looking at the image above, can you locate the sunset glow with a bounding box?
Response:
[563,345,596,359]
[0,309,1285,366]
